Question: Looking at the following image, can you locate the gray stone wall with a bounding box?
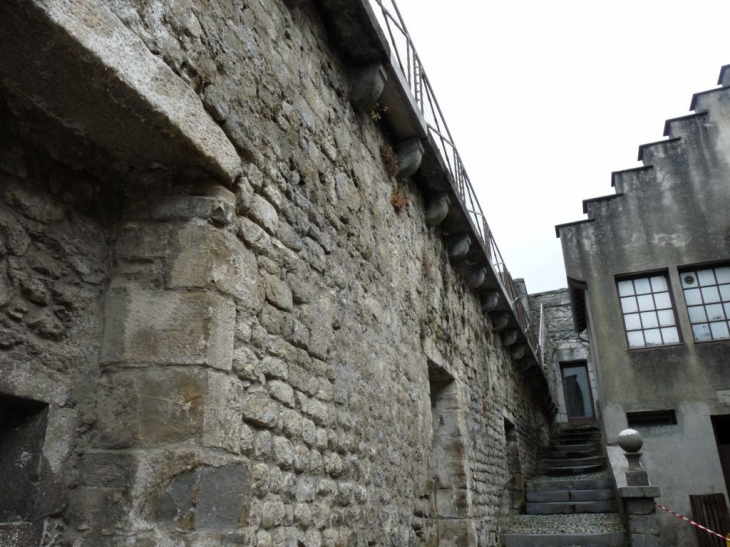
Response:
[0,0,551,545]
[528,289,597,424]
[0,114,113,545]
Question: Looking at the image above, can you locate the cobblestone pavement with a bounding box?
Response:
[508,513,624,534]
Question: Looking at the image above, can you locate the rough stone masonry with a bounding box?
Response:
[0,0,552,545]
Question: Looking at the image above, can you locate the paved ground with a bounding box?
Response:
[508,513,624,535]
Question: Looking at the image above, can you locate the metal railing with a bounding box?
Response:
[369,0,540,360]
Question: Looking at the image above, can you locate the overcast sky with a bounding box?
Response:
[380,0,730,293]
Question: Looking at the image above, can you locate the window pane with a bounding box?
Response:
[706,303,725,321]
[654,292,671,309]
[702,286,721,304]
[720,284,730,302]
[624,313,642,330]
[697,269,716,286]
[618,280,635,296]
[688,306,708,323]
[710,322,730,340]
[661,327,680,344]
[637,294,655,311]
[650,276,668,292]
[658,309,676,327]
[681,272,698,288]
[621,297,638,313]
[640,311,659,328]
[627,331,645,348]
[684,288,702,305]
[634,278,651,295]
[644,329,662,345]
[716,267,730,284]
[693,323,711,341]
[725,303,730,319]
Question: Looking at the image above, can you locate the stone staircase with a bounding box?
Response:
[502,424,627,547]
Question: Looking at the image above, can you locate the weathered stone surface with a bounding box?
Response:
[101,288,235,370]
[242,391,281,429]
[166,221,263,306]
[0,0,241,182]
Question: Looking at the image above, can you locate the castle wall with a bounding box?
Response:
[0,0,551,545]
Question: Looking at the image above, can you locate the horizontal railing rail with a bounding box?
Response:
[369,0,540,360]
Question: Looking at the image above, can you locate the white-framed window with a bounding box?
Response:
[617,274,681,349]
[680,265,730,342]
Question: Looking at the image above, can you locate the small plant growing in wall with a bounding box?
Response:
[380,144,399,178]
[370,102,389,122]
[391,186,407,213]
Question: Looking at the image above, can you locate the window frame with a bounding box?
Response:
[615,270,684,351]
[678,263,730,344]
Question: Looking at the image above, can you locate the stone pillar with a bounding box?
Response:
[79,181,254,545]
[616,429,664,547]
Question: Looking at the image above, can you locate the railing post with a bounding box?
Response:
[617,429,665,546]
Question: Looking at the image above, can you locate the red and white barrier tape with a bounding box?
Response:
[656,503,730,541]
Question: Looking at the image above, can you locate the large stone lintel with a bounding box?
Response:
[0,0,241,183]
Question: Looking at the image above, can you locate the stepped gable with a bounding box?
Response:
[556,65,730,332]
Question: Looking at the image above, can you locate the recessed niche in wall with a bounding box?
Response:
[0,395,49,523]
[626,409,677,428]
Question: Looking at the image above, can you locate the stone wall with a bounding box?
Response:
[528,289,597,424]
[0,0,552,545]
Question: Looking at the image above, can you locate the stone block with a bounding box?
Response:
[260,356,289,380]
[242,392,281,429]
[264,274,293,311]
[625,498,657,515]
[260,304,294,338]
[96,367,241,450]
[101,288,235,370]
[166,221,263,308]
[115,222,171,260]
[250,195,279,235]
[196,465,249,529]
[261,500,285,529]
[0,0,241,182]
[630,534,664,547]
[269,380,295,407]
[630,515,660,535]
[273,436,294,469]
[143,463,249,530]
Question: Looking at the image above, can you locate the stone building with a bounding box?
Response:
[0,0,555,545]
[557,65,730,546]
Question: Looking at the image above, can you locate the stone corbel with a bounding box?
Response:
[501,329,519,347]
[349,64,387,111]
[448,234,471,260]
[425,193,450,227]
[482,290,501,313]
[490,311,510,332]
[510,344,527,361]
[465,266,487,290]
[396,138,424,179]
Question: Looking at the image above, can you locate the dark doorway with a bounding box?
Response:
[560,362,595,423]
[712,415,730,497]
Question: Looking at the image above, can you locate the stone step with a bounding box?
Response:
[526,499,618,515]
[503,531,627,547]
[537,463,606,476]
[505,513,626,547]
[548,441,602,451]
[541,446,602,459]
[527,489,615,503]
[528,477,612,492]
[539,456,606,468]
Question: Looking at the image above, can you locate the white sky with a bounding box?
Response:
[388,0,730,293]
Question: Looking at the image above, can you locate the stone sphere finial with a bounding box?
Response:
[618,428,643,453]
